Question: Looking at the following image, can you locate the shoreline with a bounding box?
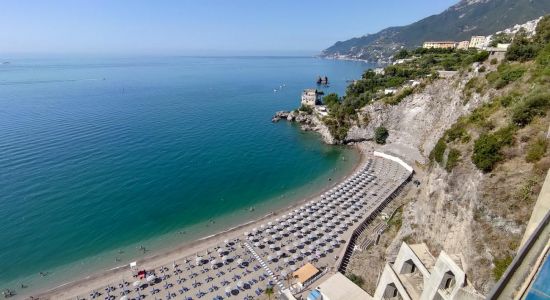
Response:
[29,143,369,300]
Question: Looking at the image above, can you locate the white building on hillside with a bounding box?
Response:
[469,36,487,49]
[373,242,483,300]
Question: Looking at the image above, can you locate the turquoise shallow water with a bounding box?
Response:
[0,56,370,294]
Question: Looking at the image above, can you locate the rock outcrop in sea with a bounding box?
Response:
[272,110,336,144]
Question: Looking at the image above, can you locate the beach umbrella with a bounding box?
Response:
[281,270,288,277]
[237,281,244,288]
[244,232,249,236]
[285,246,292,252]
[276,251,283,257]
[133,281,141,287]
[269,244,276,249]
[284,258,290,263]
[225,286,232,293]
[268,222,273,226]
[267,255,274,261]
[237,258,244,265]
[224,239,229,244]
[222,256,228,261]
[146,275,156,282]
[210,259,217,265]
[119,296,128,300]
[254,242,261,247]
[217,248,224,253]
[290,265,298,271]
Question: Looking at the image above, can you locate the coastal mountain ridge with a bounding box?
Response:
[320,0,550,62]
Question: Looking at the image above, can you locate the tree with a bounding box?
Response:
[323,93,340,108]
[394,49,410,60]
[534,15,550,44]
[264,285,274,300]
[490,33,512,47]
[374,126,389,144]
[506,29,539,62]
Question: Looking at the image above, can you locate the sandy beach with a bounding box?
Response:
[27,143,371,300]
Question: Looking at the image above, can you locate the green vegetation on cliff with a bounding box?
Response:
[322,47,489,142]
[428,16,550,173]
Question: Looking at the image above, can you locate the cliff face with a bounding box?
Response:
[345,72,489,163]
[272,110,336,144]
[341,62,548,293]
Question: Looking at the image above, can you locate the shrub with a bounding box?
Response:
[506,30,540,62]
[445,148,461,172]
[490,33,513,47]
[499,93,520,107]
[472,126,516,172]
[511,92,550,127]
[485,71,500,84]
[534,15,550,44]
[298,105,313,114]
[446,122,469,143]
[385,87,414,105]
[493,256,513,280]
[487,63,526,89]
[473,134,502,172]
[464,77,487,97]
[474,51,490,63]
[347,274,364,286]
[490,58,498,65]
[478,65,486,72]
[394,49,410,60]
[534,43,550,80]
[526,137,548,163]
[374,126,389,144]
[430,138,446,164]
[500,64,526,83]
[323,93,340,108]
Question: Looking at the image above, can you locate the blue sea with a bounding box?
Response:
[0,56,370,295]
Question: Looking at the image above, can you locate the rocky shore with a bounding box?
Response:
[272,110,337,144]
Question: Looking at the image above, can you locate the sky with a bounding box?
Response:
[0,0,459,56]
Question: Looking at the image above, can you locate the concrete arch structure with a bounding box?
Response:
[372,242,483,300]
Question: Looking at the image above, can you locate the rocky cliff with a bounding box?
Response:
[272,110,337,144]
[345,72,489,163]
[338,48,549,293]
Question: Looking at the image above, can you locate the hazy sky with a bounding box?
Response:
[1,0,458,56]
